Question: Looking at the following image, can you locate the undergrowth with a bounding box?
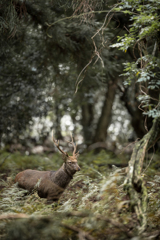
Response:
[0,151,160,239]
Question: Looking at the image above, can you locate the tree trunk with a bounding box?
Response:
[124,117,160,233]
[120,86,146,138]
[120,84,160,139]
[54,104,63,140]
[81,99,94,146]
[93,80,117,143]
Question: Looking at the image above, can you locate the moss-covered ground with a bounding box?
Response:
[0,151,160,240]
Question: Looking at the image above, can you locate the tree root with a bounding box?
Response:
[124,117,160,234]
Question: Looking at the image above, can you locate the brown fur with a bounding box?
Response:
[15,155,80,203]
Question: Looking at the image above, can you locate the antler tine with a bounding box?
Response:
[69,133,77,155]
[52,131,68,156]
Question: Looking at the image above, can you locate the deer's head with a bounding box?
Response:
[53,133,80,174]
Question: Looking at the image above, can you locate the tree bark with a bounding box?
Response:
[124,117,160,233]
[120,86,146,138]
[54,103,63,140]
[93,80,118,143]
[81,99,94,146]
[120,84,160,139]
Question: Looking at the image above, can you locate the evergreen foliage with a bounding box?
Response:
[111,0,160,119]
[0,0,124,145]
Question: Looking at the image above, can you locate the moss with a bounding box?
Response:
[0,151,160,239]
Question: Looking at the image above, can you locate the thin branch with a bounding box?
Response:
[75,57,93,94]
[152,41,157,56]
[46,10,114,38]
[91,4,120,39]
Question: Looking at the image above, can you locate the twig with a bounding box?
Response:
[152,41,157,56]
[46,10,112,38]
[75,57,93,94]
[91,3,120,39]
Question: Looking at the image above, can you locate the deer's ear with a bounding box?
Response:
[62,153,68,162]
[75,153,79,159]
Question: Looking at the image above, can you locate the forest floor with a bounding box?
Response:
[0,150,160,240]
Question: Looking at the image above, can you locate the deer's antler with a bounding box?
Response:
[52,131,68,156]
[68,133,79,156]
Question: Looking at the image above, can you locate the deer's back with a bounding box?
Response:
[15,169,51,191]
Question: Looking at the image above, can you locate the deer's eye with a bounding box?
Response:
[68,162,72,164]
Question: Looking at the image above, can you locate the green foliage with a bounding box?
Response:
[111,0,160,119]
[0,0,19,53]
[0,152,62,175]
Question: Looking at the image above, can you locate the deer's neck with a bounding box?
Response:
[50,164,74,189]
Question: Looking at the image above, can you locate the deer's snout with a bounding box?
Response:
[77,166,81,171]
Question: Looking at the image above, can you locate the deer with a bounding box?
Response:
[15,134,80,203]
